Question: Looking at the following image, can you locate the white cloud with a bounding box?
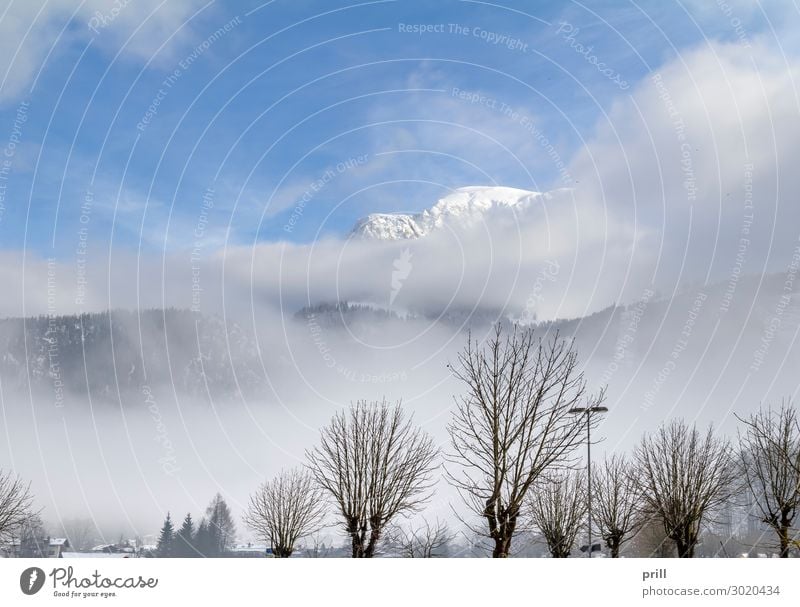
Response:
[568,39,800,288]
[0,0,212,105]
[232,39,800,320]
[216,188,647,323]
[4,38,800,326]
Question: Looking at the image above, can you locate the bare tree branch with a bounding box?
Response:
[0,469,35,543]
[384,517,454,558]
[306,399,439,558]
[736,401,800,557]
[445,324,597,557]
[243,467,326,558]
[528,469,586,558]
[634,419,735,558]
[593,454,644,557]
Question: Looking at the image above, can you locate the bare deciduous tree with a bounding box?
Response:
[15,513,49,557]
[635,420,735,558]
[446,325,597,558]
[528,470,586,558]
[59,518,99,552]
[593,454,643,557]
[307,399,438,558]
[205,493,236,555]
[243,468,326,558]
[385,517,454,557]
[0,469,35,542]
[737,402,800,557]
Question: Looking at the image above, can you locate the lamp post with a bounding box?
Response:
[569,405,608,557]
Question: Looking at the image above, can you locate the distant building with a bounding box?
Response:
[228,543,270,558]
[48,538,70,558]
[88,542,137,556]
[1,537,70,558]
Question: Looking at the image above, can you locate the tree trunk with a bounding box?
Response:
[351,537,365,558]
[779,524,790,558]
[685,533,696,558]
[348,519,368,558]
[676,541,695,558]
[364,526,381,558]
[672,527,697,558]
[492,537,512,558]
[610,538,621,558]
[489,514,516,558]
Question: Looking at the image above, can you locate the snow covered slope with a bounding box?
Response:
[349,186,542,240]
[0,310,263,402]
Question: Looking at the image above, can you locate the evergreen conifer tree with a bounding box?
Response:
[174,513,196,557]
[156,512,175,557]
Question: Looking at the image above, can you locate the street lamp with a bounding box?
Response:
[569,405,608,558]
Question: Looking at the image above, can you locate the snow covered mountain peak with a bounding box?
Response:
[349,186,541,240]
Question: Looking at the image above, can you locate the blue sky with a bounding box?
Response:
[0,0,796,257]
[6,1,800,534]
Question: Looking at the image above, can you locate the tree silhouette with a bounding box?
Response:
[0,469,36,543]
[308,399,438,558]
[593,455,644,557]
[205,494,236,556]
[446,325,596,557]
[528,470,586,558]
[737,403,800,557]
[156,512,174,558]
[635,420,735,558]
[174,513,196,557]
[244,468,326,558]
